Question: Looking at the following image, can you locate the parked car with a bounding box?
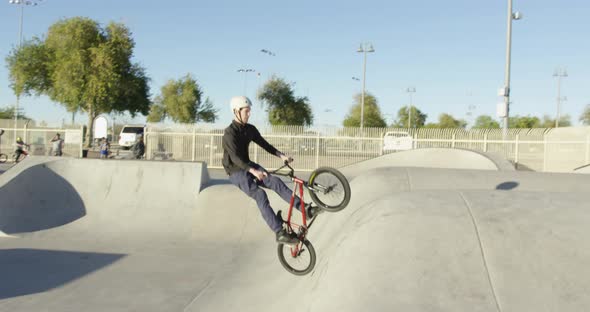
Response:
[118,125,145,149]
[383,131,413,152]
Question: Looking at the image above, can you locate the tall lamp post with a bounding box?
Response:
[406,87,416,128]
[553,67,568,128]
[237,68,256,95]
[501,0,522,139]
[8,0,44,144]
[357,43,375,131]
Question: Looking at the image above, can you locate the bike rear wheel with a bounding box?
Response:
[0,153,7,163]
[277,239,316,276]
[308,167,351,212]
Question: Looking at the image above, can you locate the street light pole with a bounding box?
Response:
[357,43,374,131]
[406,87,416,128]
[237,68,255,95]
[502,0,522,139]
[9,0,44,144]
[553,67,568,128]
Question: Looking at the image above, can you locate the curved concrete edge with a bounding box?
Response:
[0,158,210,237]
[573,163,590,174]
[460,148,515,171]
[0,230,17,238]
[0,156,64,187]
[341,148,512,178]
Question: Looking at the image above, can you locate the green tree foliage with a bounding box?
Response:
[0,106,30,120]
[541,114,572,128]
[5,17,151,146]
[438,113,467,128]
[422,113,467,129]
[392,106,427,128]
[147,103,167,123]
[473,115,500,129]
[342,93,387,128]
[257,75,313,126]
[150,74,217,123]
[508,115,541,128]
[580,104,590,126]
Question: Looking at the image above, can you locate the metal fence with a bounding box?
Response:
[0,122,84,160]
[144,124,590,173]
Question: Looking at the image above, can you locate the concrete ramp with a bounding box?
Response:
[345,148,514,176]
[0,157,209,239]
[574,163,590,173]
[1,156,590,311]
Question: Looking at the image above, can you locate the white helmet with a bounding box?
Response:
[230,96,252,112]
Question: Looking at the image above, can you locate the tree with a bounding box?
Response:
[581,104,590,126]
[508,115,541,128]
[473,115,500,129]
[0,106,30,120]
[342,93,386,128]
[421,113,467,129]
[392,106,427,128]
[541,114,571,128]
[147,103,167,123]
[6,17,151,146]
[257,75,313,126]
[149,74,217,123]
[437,113,467,128]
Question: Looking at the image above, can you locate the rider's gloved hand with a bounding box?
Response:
[279,154,293,164]
[249,167,268,181]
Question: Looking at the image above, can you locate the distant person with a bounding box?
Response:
[0,129,4,154]
[132,135,145,159]
[14,137,30,163]
[222,96,320,245]
[50,133,64,156]
[99,137,110,159]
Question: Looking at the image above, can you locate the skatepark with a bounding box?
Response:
[1,149,589,311]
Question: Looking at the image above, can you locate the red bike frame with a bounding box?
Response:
[285,175,309,230]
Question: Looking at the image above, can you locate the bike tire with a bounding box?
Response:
[277,239,316,276]
[0,153,7,163]
[308,167,351,212]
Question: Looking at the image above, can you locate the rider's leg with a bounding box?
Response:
[229,170,283,233]
[259,174,306,211]
[14,150,22,163]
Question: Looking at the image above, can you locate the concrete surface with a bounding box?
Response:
[349,148,515,174]
[1,155,589,311]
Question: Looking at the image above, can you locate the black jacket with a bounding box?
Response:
[222,121,279,175]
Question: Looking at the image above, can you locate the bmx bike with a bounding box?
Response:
[270,162,351,275]
[12,146,29,163]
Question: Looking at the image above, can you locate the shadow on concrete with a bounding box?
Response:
[496,181,519,190]
[0,165,86,234]
[0,248,125,299]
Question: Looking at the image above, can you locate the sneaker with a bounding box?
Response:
[305,203,323,219]
[276,228,299,245]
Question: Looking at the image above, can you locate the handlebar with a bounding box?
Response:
[269,160,295,178]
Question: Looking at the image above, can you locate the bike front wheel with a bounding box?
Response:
[308,167,351,212]
[0,153,7,163]
[277,239,316,276]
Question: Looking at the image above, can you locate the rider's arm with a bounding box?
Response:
[251,126,279,157]
[222,129,252,171]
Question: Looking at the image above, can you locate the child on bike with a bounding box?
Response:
[15,137,30,162]
[222,96,321,245]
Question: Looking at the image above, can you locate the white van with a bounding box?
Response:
[383,131,413,152]
[118,125,145,149]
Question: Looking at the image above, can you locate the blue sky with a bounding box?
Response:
[1,0,589,127]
